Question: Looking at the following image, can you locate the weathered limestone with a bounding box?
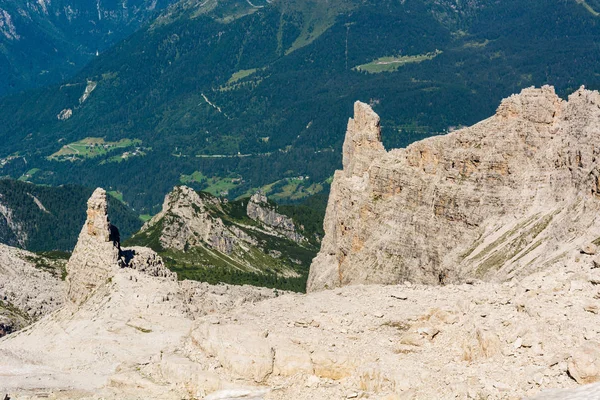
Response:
[568,342,600,384]
[308,86,600,291]
[66,188,121,304]
[66,188,175,304]
[141,186,254,253]
[135,185,311,278]
[246,191,304,243]
[0,243,65,335]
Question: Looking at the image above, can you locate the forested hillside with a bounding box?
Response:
[0,179,142,251]
[0,0,178,96]
[1,0,599,213]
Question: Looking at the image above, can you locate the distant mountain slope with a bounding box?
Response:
[125,186,321,292]
[0,179,142,251]
[0,0,178,96]
[1,0,600,212]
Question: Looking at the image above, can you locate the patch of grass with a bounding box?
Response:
[48,138,142,161]
[139,214,153,222]
[475,213,555,277]
[202,176,242,196]
[108,190,125,204]
[24,251,69,280]
[180,171,207,184]
[227,68,258,84]
[18,168,40,182]
[354,50,442,73]
[126,323,152,333]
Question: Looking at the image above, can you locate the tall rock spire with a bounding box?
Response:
[342,101,385,177]
[66,188,121,304]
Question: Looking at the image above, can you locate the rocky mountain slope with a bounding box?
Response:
[127,186,317,291]
[0,179,142,251]
[0,0,178,96]
[0,244,65,337]
[0,180,600,398]
[308,85,600,291]
[2,0,600,212]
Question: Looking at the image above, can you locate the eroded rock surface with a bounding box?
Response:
[66,188,122,304]
[131,185,313,278]
[0,244,65,335]
[247,191,304,243]
[309,86,600,291]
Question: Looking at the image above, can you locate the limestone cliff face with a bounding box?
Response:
[142,186,254,253]
[246,191,304,243]
[308,86,600,291]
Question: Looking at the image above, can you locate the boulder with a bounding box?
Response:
[568,342,600,384]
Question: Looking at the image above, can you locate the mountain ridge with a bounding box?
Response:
[2,0,600,212]
[308,85,600,291]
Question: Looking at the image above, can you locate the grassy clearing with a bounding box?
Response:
[180,172,243,197]
[18,168,40,181]
[239,177,325,202]
[354,50,442,73]
[227,68,258,84]
[203,177,242,196]
[48,138,142,161]
[139,214,153,222]
[108,190,125,204]
[180,171,207,184]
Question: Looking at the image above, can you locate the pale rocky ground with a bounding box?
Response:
[0,243,65,335]
[2,88,600,399]
[1,247,600,399]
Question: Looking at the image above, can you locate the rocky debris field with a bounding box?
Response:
[0,244,599,399]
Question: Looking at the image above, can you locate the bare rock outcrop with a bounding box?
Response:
[141,186,254,253]
[246,191,304,243]
[0,244,65,335]
[67,188,175,304]
[132,186,313,278]
[66,188,122,304]
[308,86,600,291]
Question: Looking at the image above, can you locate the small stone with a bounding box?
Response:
[374,312,384,318]
[346,393,359,399]
[570,280,586,292]
[514,337,523,349]
[582,243,598,255]
[584,304,599,314]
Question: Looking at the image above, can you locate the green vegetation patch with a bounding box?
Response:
[48,138,142,162]
[354,50,442,73]
[24,251,69,280]
[139,214,153,222]
[18,168,41,182]
[108,190,125,204]
[475,212,555,277]
[227,68,258,84]
[238,177,326,202]
[203,176,243,197]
